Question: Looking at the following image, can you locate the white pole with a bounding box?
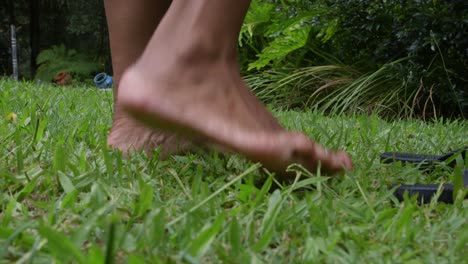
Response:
[11,24,18,81]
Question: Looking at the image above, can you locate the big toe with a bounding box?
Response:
[289,133,353,174]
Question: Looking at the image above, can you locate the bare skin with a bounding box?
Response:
[104,0,281,158]
[116,0,353,174]
[104,0,175,156]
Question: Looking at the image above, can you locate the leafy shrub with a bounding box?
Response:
[241,0,468,118]
[239,0,332,71]
[35,44,103,82]
[324,0,468,116]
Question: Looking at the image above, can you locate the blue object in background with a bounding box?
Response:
[94,72,113,89]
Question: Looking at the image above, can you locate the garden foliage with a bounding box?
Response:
[0,0,109,79]
[2,0,467,117]
[240,0,468,118]
[35,44,103,82]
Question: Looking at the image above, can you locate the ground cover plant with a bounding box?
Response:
[1,80,467,263]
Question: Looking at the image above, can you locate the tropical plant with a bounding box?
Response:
[239,0,334,71]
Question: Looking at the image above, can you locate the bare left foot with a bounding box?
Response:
[107,107,195,158]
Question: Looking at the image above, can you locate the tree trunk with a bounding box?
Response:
[29,0,40,77]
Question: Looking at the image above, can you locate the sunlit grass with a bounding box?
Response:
[0,79,467,263]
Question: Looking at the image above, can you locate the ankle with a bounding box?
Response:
[177,35,238,66]
[112,104,130,122]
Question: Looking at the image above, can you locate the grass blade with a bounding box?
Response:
[38,225,86,264]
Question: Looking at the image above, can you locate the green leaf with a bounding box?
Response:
[72,205,111,246]
[34,115,48,143]
[128,254,147,264]
[53,143,65,172]
[1,197,17,227]
[135,180,154,217]
[254,190,283,252]
[17,173,41,200]
[58,171,76,194]
[229,217,243,256]
[59,189,78,209]
[86,246,105,264]
[239,0,274,46]
[452,162,467,203]
[249,25,312,70]
[184,213,226,259]
[38,225,86,264]
[146,209,166,247]
[0,222,35,259]
[253,175,272,206]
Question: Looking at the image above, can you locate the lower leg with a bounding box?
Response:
[105,0,194,156]
[104,0,170,97]
[131,0,282,131]
[118,0,353,174]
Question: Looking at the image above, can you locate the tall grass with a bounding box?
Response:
[245,57,441,119]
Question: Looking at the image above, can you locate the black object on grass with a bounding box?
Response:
[390,169,468,204]
[380,146,467,171]
[381,146,467,204]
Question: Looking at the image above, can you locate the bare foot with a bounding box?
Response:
[118,57,353,175]
[107,108,195,158]
[107,93,281,158]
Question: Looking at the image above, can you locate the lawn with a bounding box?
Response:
[1,79,467,263]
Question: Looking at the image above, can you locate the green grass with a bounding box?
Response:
[1,79,467,263]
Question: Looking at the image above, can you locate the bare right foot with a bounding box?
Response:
[118,58,353,175]
[113,0,353,176]
[107,74,283,158]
